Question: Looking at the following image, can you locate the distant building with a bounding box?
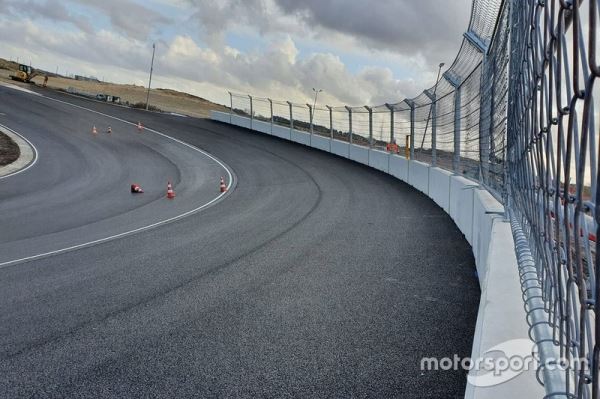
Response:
[74,75,100,82]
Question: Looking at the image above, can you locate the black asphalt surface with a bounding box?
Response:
[0,86,230,264]
[0,85,480,398]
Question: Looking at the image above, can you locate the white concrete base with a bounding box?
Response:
[349,144,369,165]
[389,155,409,183]
[464,220,544,399]
[0,125,36,178]
[331,139,350,158]
[449,176,478,245]
[369,149,389,173]
[291,129,311,146]
[428,167,452,212]
[253,120,271,134]
[272,124,291,140]
[408,160,429,195]
[311,135,330,152]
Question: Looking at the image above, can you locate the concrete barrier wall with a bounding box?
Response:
[465,220,544,398]
[449,176,478,245]
[429,168,452,212]
[210,111,530,399]
[231,115,251,129]
[389,154,409,183]
[409,160,429,195]
[472,189,504,282]
[253,120,271,135]
[311,135,330,152]
[213,112,231,123]
[272,124,290,140]
[331,139,350,158]
[369,149,389,173]
[349,145,369,166]
[291,129,311,146]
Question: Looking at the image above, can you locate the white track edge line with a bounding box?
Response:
[0,123,39,180]
[0,95,234,268]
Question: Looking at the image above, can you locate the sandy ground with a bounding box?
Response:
[0,64,228,119]
[0,131,20,166]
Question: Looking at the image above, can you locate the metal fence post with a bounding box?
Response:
[453,89,461,173]
[326,105,333,152]
[268,98,273,134]
[365,106,373,148]
[480,61,494,185]
[326,105,333,139]
[248,95,253,130]
[228,91,233,123]
[465,29,490,183]
[287,101,293,131]
[307,103,313,135]
[444,72,462,173]
[385,103,395,144]
[345,106,353,145]
[405,99,415,160]
[424,90,437,166]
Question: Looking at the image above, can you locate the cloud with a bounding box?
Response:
[0,0,474,107]
[274,0,470,62]
[4,0,94,34]
[184,0,471,65]
[72,0,173,40]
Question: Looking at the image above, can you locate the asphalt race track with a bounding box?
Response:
[0,85,480,398]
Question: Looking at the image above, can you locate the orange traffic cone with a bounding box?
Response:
[131,183,144,193]
[107,126,112,134]
[167,181,176,199]
[219,177,227,193]
[92,126,97,135]
[137,122,143,132]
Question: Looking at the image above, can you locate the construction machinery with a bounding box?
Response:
[10,64,39,83]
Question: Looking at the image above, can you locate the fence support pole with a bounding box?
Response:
[326,105,333,139]
[453,88,461,173]
[248,95,253,130]
[287,101,293,131]
[228,91,233,123]
[405,99,415,160]
[268,98,273,135]
[307,103,314,137]
[385,103,395,144]
[444,72,463,173]
[424,90,437,167]
[480,60,494,185]
[365,106,373,148]
[345,106,353,146]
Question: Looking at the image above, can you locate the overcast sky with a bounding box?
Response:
[0,0,472,106]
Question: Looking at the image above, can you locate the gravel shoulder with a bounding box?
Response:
[0,130,19,166]
[0,125,35,177]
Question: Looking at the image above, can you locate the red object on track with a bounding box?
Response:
[167,181,176,199]
[131,184,144,193]
[220,177,227,193]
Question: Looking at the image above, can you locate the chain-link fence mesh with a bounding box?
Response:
[507,1,599,397]
[223,2,599,395]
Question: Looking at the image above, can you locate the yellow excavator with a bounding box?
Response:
[10,64,40,83]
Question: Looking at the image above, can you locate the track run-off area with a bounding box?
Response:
[0,84,479,398]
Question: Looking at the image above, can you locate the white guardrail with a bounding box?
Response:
[211,110,543,398]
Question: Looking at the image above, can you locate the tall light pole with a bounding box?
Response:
[420,62,445,150]
[145,43,156,111]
